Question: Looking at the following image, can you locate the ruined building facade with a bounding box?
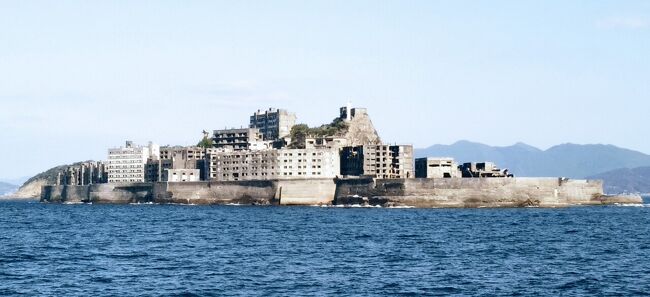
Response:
[415,157,461,178]
[212,128,265,151]
[340,144,414,179]
[204,147,339,181]
[58,161,108,186]
[249,108,296,141]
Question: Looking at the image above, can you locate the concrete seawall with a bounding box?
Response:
[41,183,154,204]
[334,178,642,207]
[41,178,337,205]
[333,177,636,207]
[41,177,643,207]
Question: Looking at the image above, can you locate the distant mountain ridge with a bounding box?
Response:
[415,141,650,178]
[586,167,650,194]
[0,182,18,197]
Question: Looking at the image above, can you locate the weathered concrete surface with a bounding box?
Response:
[595,194,645,204]
[154,180,276,205]
[276,179,337,205]
[41,177,642,207]
[334,177,643,207]
[41,183,153,204]
[41,178,337,205]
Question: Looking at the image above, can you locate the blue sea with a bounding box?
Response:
[1,197,650,296]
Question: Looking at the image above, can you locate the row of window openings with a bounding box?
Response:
[218,165,322,170]
[108,153,146,157]
[108,151,145,154]
[223,172,322,177]
[283,153,323,157]
[213,158,326,165]
[283,159,322,163]
[108,158,145,161]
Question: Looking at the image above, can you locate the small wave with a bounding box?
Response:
[318,204,381,208]
[349,204,362,208]
[129,202,157,205]
[348,204,382,208]
[166,203,200,206]
[613,203,649,207]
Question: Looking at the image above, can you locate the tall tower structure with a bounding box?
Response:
[249,108,296,140]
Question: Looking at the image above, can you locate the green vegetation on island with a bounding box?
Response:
[289,118,349,149]
[197,137,213,149]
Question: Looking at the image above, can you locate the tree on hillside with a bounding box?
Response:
[289,124,310,149]
[197,130,213,148]
[288,119,349,149]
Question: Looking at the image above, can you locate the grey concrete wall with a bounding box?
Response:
[276,178,337,205]
[41,177,640,207]
[40,183,153,204]
[334,177,634,207]
[154,180,276,205]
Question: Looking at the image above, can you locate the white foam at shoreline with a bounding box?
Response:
[613,203,650,207]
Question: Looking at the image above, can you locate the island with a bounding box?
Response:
[39,105,642,207]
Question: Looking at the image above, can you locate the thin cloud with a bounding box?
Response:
[597,16,649,29]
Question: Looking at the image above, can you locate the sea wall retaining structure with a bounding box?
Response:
[41,177,642,207]
[334,177,640,207]
[40,178,337,205]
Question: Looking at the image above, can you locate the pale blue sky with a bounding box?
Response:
[0,1,649,179]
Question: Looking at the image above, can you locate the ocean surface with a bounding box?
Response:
[1,197,649,296]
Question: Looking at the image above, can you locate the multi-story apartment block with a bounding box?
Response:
[340,144,414,179]
[107,141,160,183]
[205,149,279,181]
[249,108,296,140]
[159,146,206,163]
[205,148,340,181]
[146,146,208,182]
[276,148,340,178]
[212,128,264,150]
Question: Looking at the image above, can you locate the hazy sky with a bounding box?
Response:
[1,1,649,179]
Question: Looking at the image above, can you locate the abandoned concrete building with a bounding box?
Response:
[339,103,367,122]
[107,141,160,183]
[162,168,200,182]
[204,147,339,181]
[98,105,521,186]
[276,148,340,179]
[145,146,209,182]
[460,162,513,178]
[205,149,279,181]
[249,108,296,141]
[57,161,108,186]
[340,144,414,179]
[305,136,349,149]
[415,157,462,178]
[212,128,265,151]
